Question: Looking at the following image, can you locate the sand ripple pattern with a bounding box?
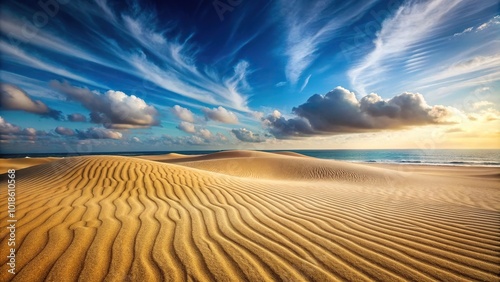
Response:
[1,154,499,282]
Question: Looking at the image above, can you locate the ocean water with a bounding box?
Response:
[282,149,500,167]
[2,149,500,167]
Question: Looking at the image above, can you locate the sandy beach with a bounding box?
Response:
[1,151,499,281]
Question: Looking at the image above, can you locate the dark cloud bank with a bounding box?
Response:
[264,86,459,138]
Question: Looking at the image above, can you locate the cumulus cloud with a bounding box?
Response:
[175,121,226,144]
[262,110,315,138]
[250,111,264,120]
[171,105,195,122]
[215,132,228,142]
[187,135,205,145]
[0,83,63,120]
[55,126,75,136]
[468,108,500,122]
[159,135,205,146]
[176,121,196,133]
[0,116,20,135]
[264,86,462,138]
[231,128,265,143]
[151,130,229,147]
[51,81,159,129]
[203,106,239,124]
[76,127,123,140]
[472,101,494,109]
[67,113,87,122]
[0,116,48,141]
[197,128,212,140]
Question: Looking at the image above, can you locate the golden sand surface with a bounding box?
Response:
[0,151,499,281]
[0,158,61,175]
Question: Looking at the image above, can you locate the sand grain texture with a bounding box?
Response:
[1,151,499,281]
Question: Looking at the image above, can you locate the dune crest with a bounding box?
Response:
[1,154,499,281]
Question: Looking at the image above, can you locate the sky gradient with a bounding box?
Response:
[0,0,499,154]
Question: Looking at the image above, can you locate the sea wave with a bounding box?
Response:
[354,160,500,167]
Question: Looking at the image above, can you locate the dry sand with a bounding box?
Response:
[0,151,499,281]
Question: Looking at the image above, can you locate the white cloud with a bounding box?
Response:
[468,108,500,122]
[51,81,159,129]
[250,111,264,120]
[2,0,253,113]
[231,128,265,143]
[0,13,111,68]
[0,116,48,141]
[176,121,196,133]
[281,0,375,85]
[76,127,123,140]
[453,27,473,36]
[0,116,20,135]
[454,15,499,36]
[104,3,252,112]
[127,52,250,112]
[349,0,462,95]
[203,106,239,124]
[299,74,312,92]
[477,15,500,31]
[472,101,494,109]
[417,54,500,90]
[198,128,212,140]
[187,135,205,145]
[171,105,195,122]
[0,41,102,88]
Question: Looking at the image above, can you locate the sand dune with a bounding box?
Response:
[0,157,60,174]
[1,152,499,281]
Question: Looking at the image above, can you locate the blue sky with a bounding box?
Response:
[0,0,499,154]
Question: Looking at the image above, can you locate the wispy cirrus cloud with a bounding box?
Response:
[0,41,103,88]
[0,12,106,66]
[418,53,500,89]
[280,0,375,86]
[348,0,464,96]
[348,0,499,98]
[95,1,253,112]
[299,74,311,92]
[1,0,253,113]
[452,15,499,36]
